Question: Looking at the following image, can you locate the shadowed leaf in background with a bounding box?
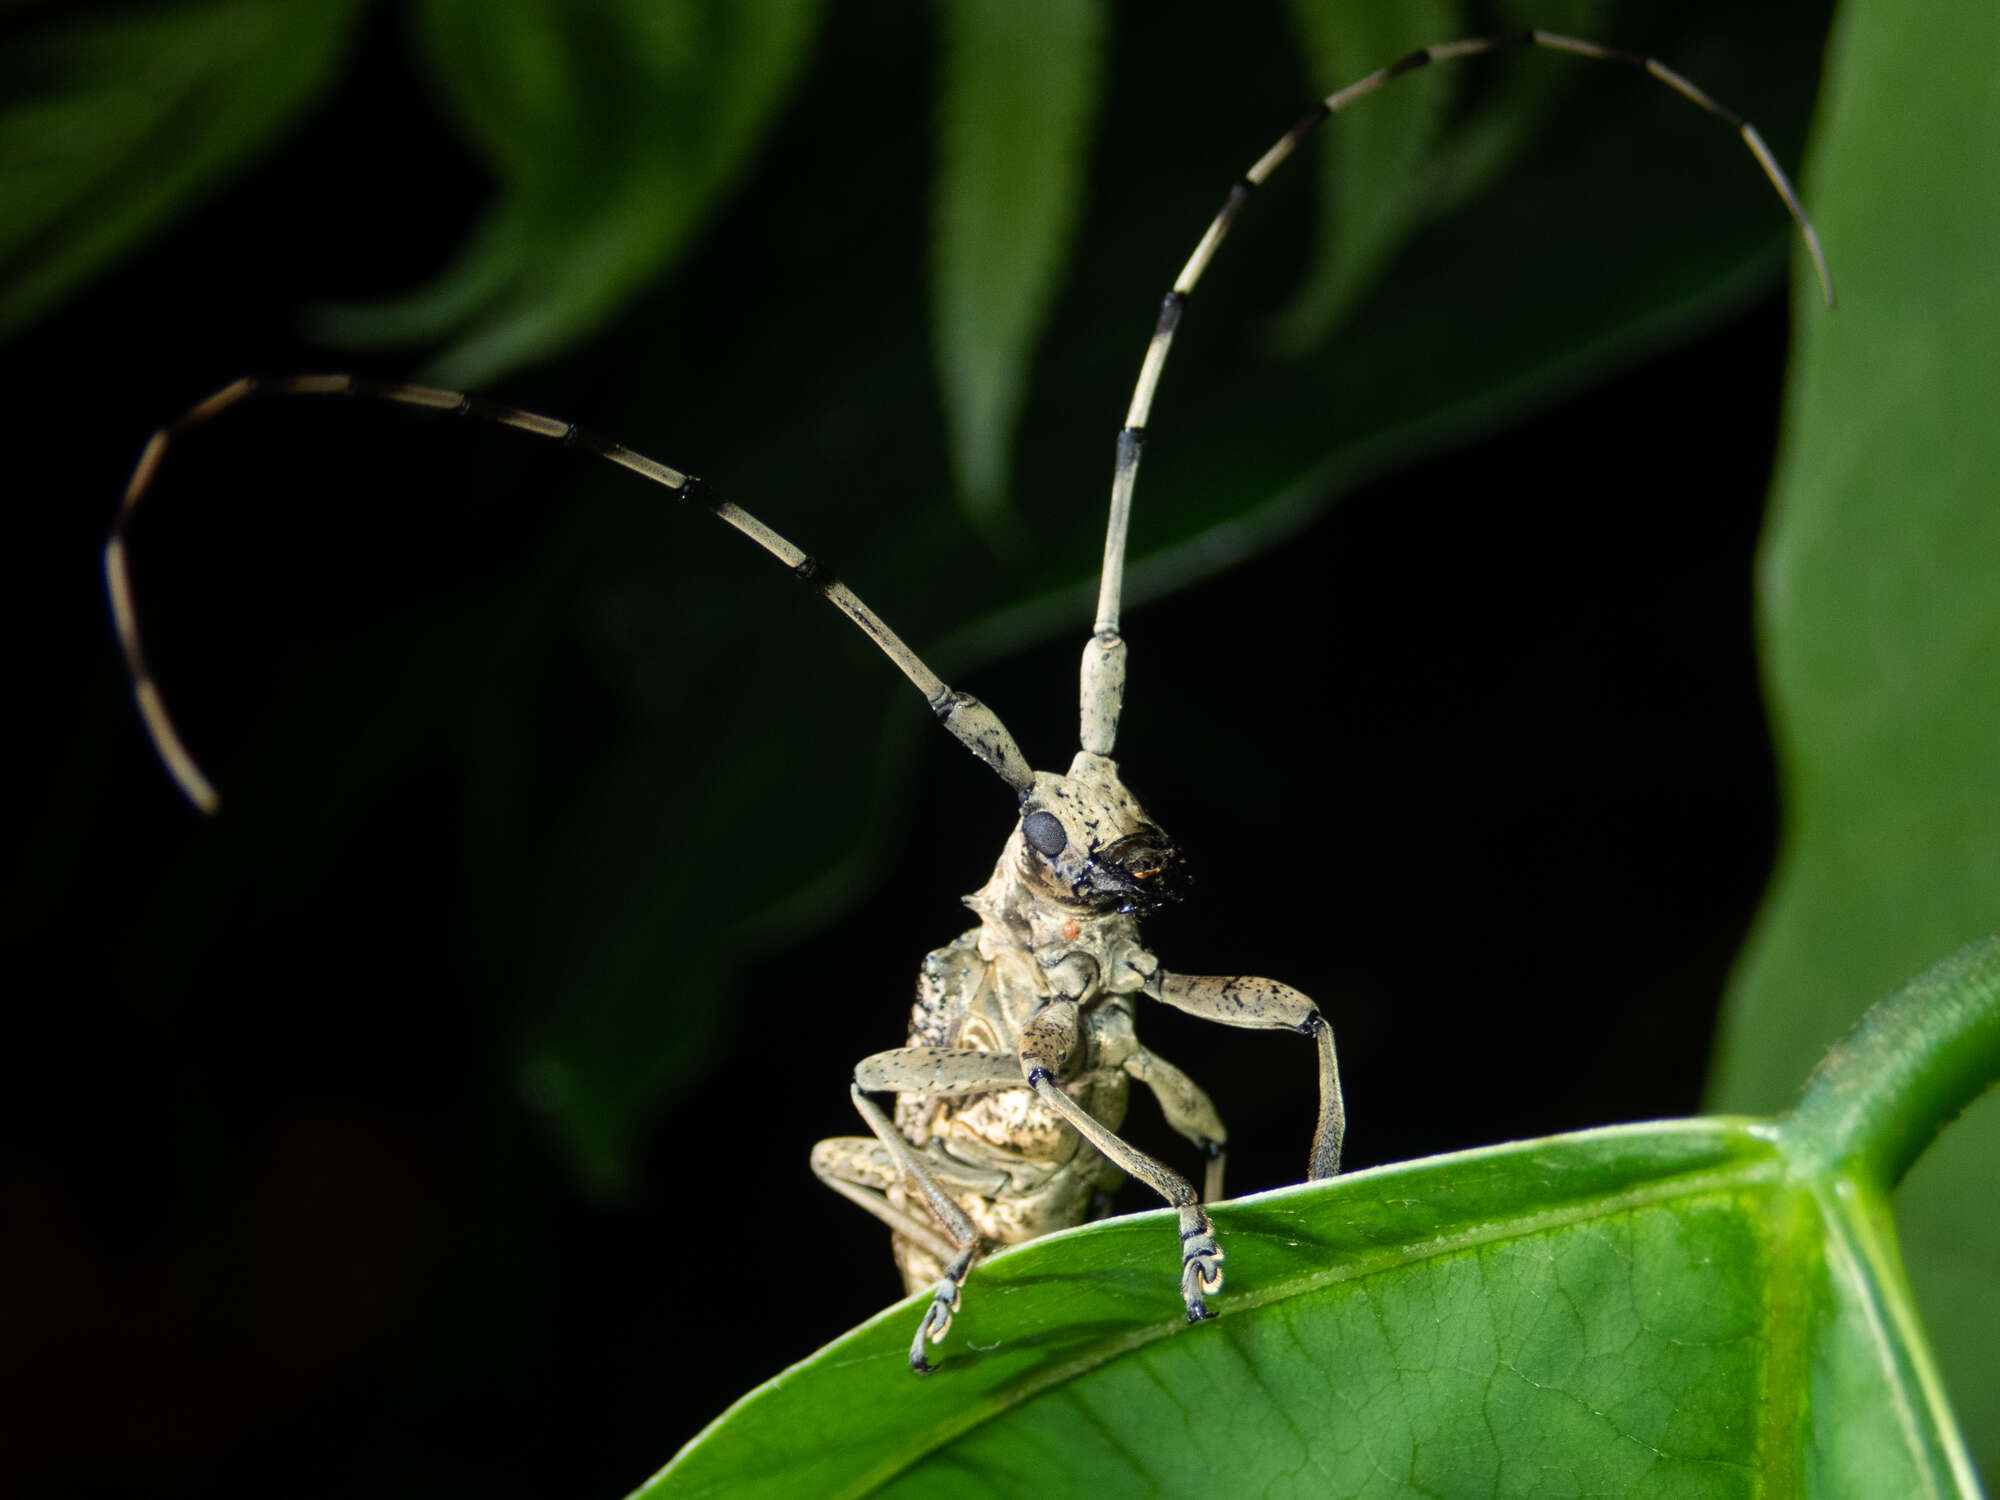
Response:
[931,0,1106,527]
[0,0,364,337]
[313,0,824,387]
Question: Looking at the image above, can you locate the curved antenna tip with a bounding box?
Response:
[1813,250,1837,310]
[133,680,221,815]
[1739,122,1835,312]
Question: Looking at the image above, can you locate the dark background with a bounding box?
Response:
[2,3,1820,1496]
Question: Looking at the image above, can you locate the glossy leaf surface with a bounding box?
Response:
[1710,0,2000,1476]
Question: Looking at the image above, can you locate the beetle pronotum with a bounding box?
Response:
[106,31,1831,1376]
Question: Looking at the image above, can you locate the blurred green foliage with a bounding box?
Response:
[1271,0,1609,350]
[318,0,822,385]
[1712,0,2000,1478]
[931,0,1105,524]
[0,0,363,336]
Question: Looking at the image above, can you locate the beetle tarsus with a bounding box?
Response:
[1179,1217,1225,1317]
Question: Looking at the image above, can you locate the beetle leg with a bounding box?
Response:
[842,1047,1027,1373]
[845,1086,981,1375]
[910,1244,979,1375]
[852,1044,1023,1097]
[1122,1046,1230,1202]
[1020,998,1225,1322]
[810,1137,997,1266]
[1153,972,1345,1179]
[847,1082,981,1241]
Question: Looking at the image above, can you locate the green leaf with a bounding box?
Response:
[0,0,365,337]
[640,943,1997,1498]
[1709,0,2000,1476]
[1270,0,1615,354]
[932,0,1107,525]
[316,0,823,386]
[1271,0,1462,352]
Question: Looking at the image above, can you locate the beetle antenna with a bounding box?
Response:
[107,375,1035,813]
[1078,28,1834,757]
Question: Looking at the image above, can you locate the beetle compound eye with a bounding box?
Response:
[1021,810,1068,858]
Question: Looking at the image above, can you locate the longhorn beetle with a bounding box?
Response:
[106,32,1833,1376]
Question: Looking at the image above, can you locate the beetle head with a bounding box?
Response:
[1014,752,1183,914]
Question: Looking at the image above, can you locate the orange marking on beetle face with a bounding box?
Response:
[1062,919,1080,943]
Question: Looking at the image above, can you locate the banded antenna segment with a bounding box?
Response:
[1079,28,1835,758]
[106,375,1035,812]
